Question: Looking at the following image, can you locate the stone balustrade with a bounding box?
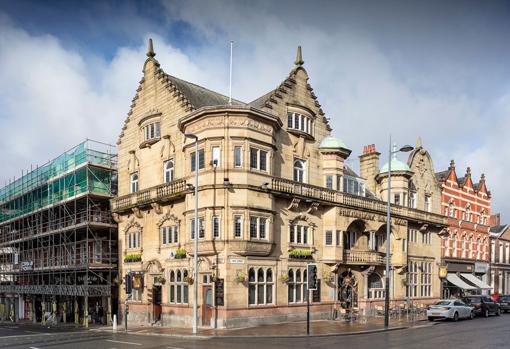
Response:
[270,177,447,226]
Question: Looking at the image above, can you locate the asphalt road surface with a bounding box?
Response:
[0,314,509,349]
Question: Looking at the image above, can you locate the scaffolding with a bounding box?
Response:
[0,140,118,326]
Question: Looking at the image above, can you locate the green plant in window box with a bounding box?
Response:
[124,253,142,263]
[174,248,187,259]
[289,249,313,260]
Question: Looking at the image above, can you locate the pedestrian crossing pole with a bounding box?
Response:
[307,263,318,336]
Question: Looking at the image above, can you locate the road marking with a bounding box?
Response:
[106,339,142,346]
[29,347,40,349]
[168,346,185,349]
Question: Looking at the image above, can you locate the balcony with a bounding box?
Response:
[111,179,188,213]
[270,177,447,226]
[343,250,386,265]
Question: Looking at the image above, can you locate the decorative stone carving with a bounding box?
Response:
[123,219,143,233]
[306,201,320,214]
[151,203,163,215]
[112,213,123,223]
[156,212,180,228]
[287,198,301,211]
[131,207,143,219]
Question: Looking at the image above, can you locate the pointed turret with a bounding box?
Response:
[295,46,304,66]
[147,38,156,58]
[416,136,422,149]
[449,159,455,170]
[466,166,471,177]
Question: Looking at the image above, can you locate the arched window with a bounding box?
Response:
[368,273,384,299]
[131,173,138,193]
[461,233,467,258]
[452,234,457,257]
[248,267,274,305]
[468,236,473,259]
[293,160,305,183]
[164,160,174,183]
[169,269,188,304]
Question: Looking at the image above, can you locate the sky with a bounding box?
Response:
[0,0,509,218]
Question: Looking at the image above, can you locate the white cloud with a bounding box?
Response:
[0,2,508,219]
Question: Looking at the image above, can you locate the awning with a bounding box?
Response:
[446,273,477,290]
[460,273,493,290]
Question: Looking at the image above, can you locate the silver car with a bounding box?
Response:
[427,299,474,321]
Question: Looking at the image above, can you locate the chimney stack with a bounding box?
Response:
[359,144,380,194]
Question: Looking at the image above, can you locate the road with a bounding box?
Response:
[0,315,509,349]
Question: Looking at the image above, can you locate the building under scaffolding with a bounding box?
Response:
[0,140,118,326]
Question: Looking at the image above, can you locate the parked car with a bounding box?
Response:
[462,295,501,317]
[427,299,474,321]
[497,295,510,313]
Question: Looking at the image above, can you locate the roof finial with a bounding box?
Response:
[147,38,156,58]
[466,167,471,176]
[295,46,304,66]
[481,173,486,181]
[449,159,455,169]
[416,136,422,148]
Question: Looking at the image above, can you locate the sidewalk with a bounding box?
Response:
[93,316,432,339]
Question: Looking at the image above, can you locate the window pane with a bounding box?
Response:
[212,147,220,167]
[234,147,242,167]
[259,218,266,239]
[257,285,265,304]
[303,227,308,244]
[249,268,256,282]
[288,113,293,128]
[162,227,166,244]
[290,225,295,243]
[259,151,267,171]
[191,152,196,172]
[258,268,264,282]
[183,285,189,303]
[250,148,258,169]
[198,149,205,169]
[266,268,273,282]
[249,285,256,305]
[266,284,273,304]
[250,217,258,239]
[155,122,160,138]
[177,285,182,303]
[170,285,175,303]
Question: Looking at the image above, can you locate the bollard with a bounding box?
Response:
[113,314,117,332]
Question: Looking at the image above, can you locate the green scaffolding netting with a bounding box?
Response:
[0,140,117,223]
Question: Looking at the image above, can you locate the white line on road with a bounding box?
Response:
[106,339,142,346]
[168,346,185,349]
[29,347,40,349]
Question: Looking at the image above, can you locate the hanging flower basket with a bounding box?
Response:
[280,273,290,284]
[183,275,194,285]
[235,271,247,284]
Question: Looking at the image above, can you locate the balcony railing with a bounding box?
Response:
[344,250,386,265]
[270,177,447,226]
[111,179,187,212]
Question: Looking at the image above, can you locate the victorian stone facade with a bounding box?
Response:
[112,40,447,329]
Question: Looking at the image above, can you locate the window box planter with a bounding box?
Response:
[174,248,187,259]
[289,249,313,260]
[124,253,142,263]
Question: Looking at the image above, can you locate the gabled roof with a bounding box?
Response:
[490,224,510,237]
[166,74,245,109]
[435,170,450,182]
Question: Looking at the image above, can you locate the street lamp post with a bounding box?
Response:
[384,136,413,329]
[185,133,199,335]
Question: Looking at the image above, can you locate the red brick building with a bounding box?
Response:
[436,160,492,297]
